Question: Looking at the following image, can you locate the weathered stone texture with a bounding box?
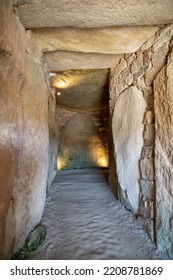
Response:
[52,69,109,111]
[110,24,173,246]
[140,180,155,200]
[56,106,109,155]
[17,0,173,28]
[143,111,154,125]
[13,53,49,253]
[112,86,146,214]
[154,49,173,259]
[0,0,25,259]
[131,54,143,73]
[0,0,49,259]
[45,51,122,71]
[140,158,155,180]
[47,89,58,190]
[58,114,108,170]
[30,27,158,54]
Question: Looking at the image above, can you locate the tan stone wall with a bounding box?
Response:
[109,24,173,244]
[0,1,49,258]
[55,106,109,169]
[154,48,173,259]
[47,89,58,190]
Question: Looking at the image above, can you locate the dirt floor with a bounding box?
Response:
[25,169,167,260]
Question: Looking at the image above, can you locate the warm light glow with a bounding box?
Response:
[57,157,65,170]
[57,92,61,96]
[56,81,69,89]
[98,157,108,167]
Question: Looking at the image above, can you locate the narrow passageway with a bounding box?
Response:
[26,169,166,260]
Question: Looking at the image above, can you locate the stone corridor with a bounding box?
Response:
[24,169,166,260]
[1,1,173,260]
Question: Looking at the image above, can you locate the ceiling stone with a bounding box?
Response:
[51,69,109,111]
[45,51,122,71]
[17,0,173,28]
[30,26,158,54]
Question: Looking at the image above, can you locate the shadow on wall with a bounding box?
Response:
[57,114,108,170]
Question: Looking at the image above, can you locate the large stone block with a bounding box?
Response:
[17,0,172,28]
[0,0,26,259]
[13,54,49,253]
[31,26,158,54]
[112,86,146,214]
[144,124,155,140]
[154,48,173,259]
[140,158,155,180]
[140,180,155,200]
[45,51,122,71]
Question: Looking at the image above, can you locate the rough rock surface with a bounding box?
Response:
[0,0,49,259]
[13,53,49,253]
[112,86,146,214]
[154,48,173,259]
[45,51,122,71]
[52,69,109,111]
[0,0,26,259]
[17,0,173,28]
[58,114,108,170]
[47,89,58,190]
[31,27,158,54]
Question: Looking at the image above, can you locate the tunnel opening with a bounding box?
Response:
[50,69,110,172]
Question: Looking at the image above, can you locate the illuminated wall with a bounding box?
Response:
[57,114,108,170]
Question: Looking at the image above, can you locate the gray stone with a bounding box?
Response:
[141,146,154,159]
[17,0,171,28]
[112,86,146,214]
[140,179,155,200]
[154,48,173,258]
[144,124,155,140]
[140,158,155,180]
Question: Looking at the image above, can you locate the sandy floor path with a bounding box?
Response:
[26,169,167,260]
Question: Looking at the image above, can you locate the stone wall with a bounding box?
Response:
[154,47,173,259]
[56,106,109,170]
[47,88,58,190]
[0,0,49,258]
[109,24,173,244]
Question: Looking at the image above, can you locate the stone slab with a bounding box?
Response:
[45,51,122,71]
[17,0,173,28]
[112,86,146,214]
[31,26,158,54]
[154,49,173,259]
